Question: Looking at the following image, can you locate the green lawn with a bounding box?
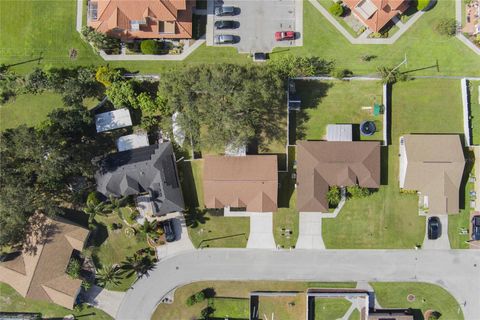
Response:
[0,93,63,130]
[211,297,249,319]
[274,146,299,248]
[152,281,356,320]
[323,79,463,248]
[90,214,148,291]
[257,294,305,320]
[284,0,480,77]
[449,166,474,249]
[316,0,359,37]
[296,80,384,142]
[314,298,352,320]
[0,283,112,319]
[180,160,250,248]
[371,282,464,320]
[469,81,480,145]
[349,308,361,320]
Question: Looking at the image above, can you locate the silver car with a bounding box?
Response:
[214,34,235,44]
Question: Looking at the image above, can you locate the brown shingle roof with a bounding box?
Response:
[88,0,193,40]
[297,141,381,212]
[203,156,278,212]
[400,135,465,214]
[342,0,410,32]
[0,215,89,309]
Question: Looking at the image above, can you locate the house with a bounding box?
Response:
[87,0,194,40]
[203,155,278,212]
[342,0,410,33]
[95,142,184,215]
[399,134,465,215]
[296,141,381,212]
[95,108,132,133]
[0,215,89,309]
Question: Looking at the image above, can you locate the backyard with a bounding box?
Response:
[151,281,356,320]
[469,80,480,145]
[180,160,250,248]
[322,79,464,248]
[257,294,305,320]
[0,283,112,319]
[314,298,352,320]
[295,80,384,142]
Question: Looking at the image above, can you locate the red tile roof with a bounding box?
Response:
[342,0,410,32]
[88,0,194,40]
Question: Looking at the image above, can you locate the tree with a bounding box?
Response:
[66,258,82,279]
[377,66,408,85]
[95,65,121,87]
[434,18,457,36]
[347,185,370,198]
[121,253,155,278]
[267,55,334,79]
[140,40,160,54]
[0,67,21,103]
[417,0,431,10]
[137,92,158,115]
[83,201,112,224]
[81,26,120,54]
[106,80,137,108]
[158,64,287,151]
[327,186,341,207]
[24,68,49,94]
[108,195,129,218]
[329,2,344,16]
[96,264,122,287]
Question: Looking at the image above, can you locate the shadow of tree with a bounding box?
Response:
[185,208,211,228]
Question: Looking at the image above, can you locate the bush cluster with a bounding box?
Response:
[434,18,457,37]
[140,40,160,55]
[186,290,206,306]
[329,2,344,17]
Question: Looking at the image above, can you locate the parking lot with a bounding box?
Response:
[206,0,303,54]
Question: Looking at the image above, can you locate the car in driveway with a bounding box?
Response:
[214,20,237,30]
[214,34,236,44]
[215,6,237,16]
[163,219,176,242]
[472,215,480,240]
[275,31,295,41]
[428,216,441,240]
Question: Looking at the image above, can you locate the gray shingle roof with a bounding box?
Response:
[95,142,184,215]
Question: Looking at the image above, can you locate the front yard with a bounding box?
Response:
[0,283,112,319]
[322,79,464,248]
[180,160,250,248]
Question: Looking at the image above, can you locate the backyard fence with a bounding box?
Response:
[461,78,472,147]
[382,84,389,146]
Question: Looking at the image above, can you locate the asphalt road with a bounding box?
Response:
[116,249,480,320]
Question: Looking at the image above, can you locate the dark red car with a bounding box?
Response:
[275,31,295,41]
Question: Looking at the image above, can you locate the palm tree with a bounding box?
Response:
[138,220,161,239]
[121,253,155,279]
[83,201,112,224]
[108,195,129,218]
[96,264,122,287]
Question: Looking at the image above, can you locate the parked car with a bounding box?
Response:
[214,34,235,44]
[215,6,236,16]
[275,31,295,41]
[215,20,236,29]
[427,216,441,240]
[163,219,176,242]
[472,215,480,240]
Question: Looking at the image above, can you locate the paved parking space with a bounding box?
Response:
[422,215,450,250]
[296,212,325,249]
[156,212,194,259]
[247,212,276,249]
[207,0,303,53]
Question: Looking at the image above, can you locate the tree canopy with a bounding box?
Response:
[0,106,102,246]
[158,63,286,151]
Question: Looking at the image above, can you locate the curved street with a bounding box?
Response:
[116,248,480,320]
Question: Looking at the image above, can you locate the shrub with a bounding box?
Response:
[347,185,370,198]
[186,294,197,306]
[95,65,121,87]
[327,186,341,207]
[194,291,206,303]
[332,68,353,79]
[140,40,160,54]
[87,191,100,206]
[434,18,457,36]
[417,0,430,11]
[66,258,81,279]
[329,2,344,16]
[200,306,214,319]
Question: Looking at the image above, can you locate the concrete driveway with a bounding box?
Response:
[84,285,125,318]
[117,249,480,320]
[208,0,303,53]
[156,212,194,259]
[247,213,276,249]
[296,212,325,249]
[422,215,451,250]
